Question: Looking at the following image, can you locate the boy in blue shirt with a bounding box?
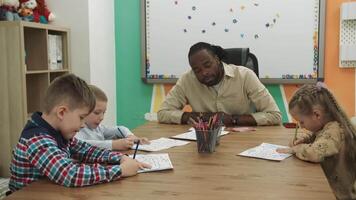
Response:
[75,85,149,150]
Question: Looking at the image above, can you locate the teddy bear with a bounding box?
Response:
[0,0,21,21]
[19,0,54,23]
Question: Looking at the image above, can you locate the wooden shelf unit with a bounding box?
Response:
[0,21,71,177]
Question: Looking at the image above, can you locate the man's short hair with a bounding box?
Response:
[89,85,108,102]
[43,73,96,114]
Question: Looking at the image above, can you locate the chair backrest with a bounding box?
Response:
[223,48,259,77]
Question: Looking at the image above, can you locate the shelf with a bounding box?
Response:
[21,21,69,32]
[26,70,49,74]
[50,71,69,82]
[49,69,70,73]
[0,21,71,177]
[24,27,48,71]
[26,74,49,114]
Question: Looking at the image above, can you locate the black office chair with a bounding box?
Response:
[223,48,259,77]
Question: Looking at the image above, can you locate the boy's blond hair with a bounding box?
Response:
[89,85,108,102]
[43,73,96,114]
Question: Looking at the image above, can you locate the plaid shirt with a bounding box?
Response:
[9,112,123,192]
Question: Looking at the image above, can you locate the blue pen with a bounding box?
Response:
[133,140,140,159]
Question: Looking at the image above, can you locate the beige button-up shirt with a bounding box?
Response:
[157,63,282,125]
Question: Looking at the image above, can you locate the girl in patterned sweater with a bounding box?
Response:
[277,83,356,200]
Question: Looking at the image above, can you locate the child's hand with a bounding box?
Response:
[120,155,130,164]
[276,148,294,154]
[288,138,305,147]
[127,135,150,145]
[120,156,151,177]
[112,138,135,150]
[138,137,150,144]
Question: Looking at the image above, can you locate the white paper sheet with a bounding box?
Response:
[171,127,229,141]
[132,137,190,152]
[238,143,292,161]
[133,153,173,173]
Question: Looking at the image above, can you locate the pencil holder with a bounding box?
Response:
[215,126,223,146]
[195,127,222,153]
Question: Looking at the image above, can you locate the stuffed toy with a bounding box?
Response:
[19,0,54,23]
[0,0,21,21]
[34,0,54,23]
[18,0,34,21]
[17,5,32,21]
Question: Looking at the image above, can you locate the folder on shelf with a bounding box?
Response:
[48,34,63,70]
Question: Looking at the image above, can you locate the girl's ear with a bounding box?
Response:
[312,107,323,120]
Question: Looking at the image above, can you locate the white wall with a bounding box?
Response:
[88,0,117,126]
[46,0,91,82]
[46,0,117,125]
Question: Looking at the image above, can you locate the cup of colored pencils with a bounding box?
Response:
[193,114,222,153]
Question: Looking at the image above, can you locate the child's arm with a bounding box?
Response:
[75,138,113,150]
[277,132,315,154]
[27,135,122,187]
[102,125,150,145]
[296,131,314,144]
[99,125,133,139]
[287,131,314,146]
[69,137,124,163]
[291,130,342,162]
[75,128,113,150]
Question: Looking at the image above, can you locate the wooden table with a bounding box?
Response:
[6,122,335,200]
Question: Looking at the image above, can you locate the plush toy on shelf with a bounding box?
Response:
[0,0,21,21]
[19,0,54,23]
[17,4,32,21]
[18,0,35,21]
[34,0,54,23]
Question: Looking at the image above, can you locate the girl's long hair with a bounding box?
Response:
[289,83,356,159]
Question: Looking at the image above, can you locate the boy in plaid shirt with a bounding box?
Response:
[9,74,150,192]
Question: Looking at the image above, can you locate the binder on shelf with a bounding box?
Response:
[48,34,63,70]
[56,35,63,70]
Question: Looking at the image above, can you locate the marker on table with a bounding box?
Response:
[133,140,140,159]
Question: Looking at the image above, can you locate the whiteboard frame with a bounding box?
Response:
[141,0,326,84]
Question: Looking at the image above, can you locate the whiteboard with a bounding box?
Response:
[141,0,325,84]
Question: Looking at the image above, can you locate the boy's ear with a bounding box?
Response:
[56,105,68,120]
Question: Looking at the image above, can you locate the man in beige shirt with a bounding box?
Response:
[158,42,281,126]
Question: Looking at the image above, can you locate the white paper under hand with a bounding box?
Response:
[133,153,173,173]
[238,143,292,161]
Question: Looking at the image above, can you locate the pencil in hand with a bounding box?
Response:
[117,127,126,138]
[133,140,140,159]
[293,123,299,142]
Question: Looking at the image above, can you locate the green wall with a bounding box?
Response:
[266,85,289,123]
[115,0,153,129]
